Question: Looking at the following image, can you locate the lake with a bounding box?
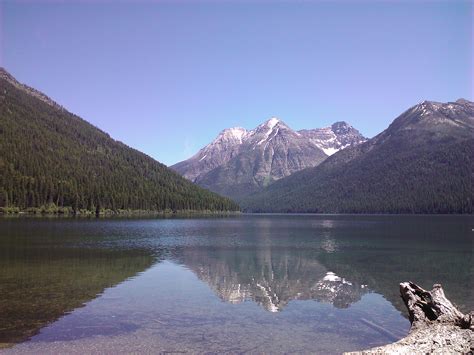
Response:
[0,214,472,354]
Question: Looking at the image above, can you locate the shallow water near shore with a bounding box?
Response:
[0,214,472,353]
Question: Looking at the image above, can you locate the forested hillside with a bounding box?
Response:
[242,99,474,214]
[0,68,239,213]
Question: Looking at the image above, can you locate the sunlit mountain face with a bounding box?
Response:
[172,118,366,201]
[174,247,368,312]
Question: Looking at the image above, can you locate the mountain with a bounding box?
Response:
[242,99,474,213]
[0,68,239,213]
[172,118,366,200]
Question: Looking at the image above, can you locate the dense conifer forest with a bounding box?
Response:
[0,69,239,214]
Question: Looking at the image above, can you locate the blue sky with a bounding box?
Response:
[1,0,472,165]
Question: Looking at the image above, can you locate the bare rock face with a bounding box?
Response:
[350,282,473,354]
[171,127,248,183]
[171,117,366,200]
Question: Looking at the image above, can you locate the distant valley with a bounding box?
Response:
[173,99,473,214]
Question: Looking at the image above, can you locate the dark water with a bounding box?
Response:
[0,215,472,354]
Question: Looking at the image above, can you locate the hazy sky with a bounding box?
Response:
[1,0,472,165]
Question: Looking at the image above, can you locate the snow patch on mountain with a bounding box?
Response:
[320,147,339,156]
[299,122,367,156]
[213,127,248,144]
[256,117,281,145]
[225,127,248,143]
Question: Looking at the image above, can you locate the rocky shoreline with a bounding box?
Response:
[348,282,473,354]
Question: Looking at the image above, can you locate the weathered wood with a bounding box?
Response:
[347,282,473,354]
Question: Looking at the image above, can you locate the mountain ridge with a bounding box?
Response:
[242,99,474,213]
[0,67,65,111]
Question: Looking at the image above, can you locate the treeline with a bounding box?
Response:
[0,73,239,213]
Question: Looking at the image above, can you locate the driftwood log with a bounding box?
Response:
[349,282,473,354]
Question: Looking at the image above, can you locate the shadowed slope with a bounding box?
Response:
[243,99,474,213]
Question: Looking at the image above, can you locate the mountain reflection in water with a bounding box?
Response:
[176,247,368,312]
[169,214,472,316]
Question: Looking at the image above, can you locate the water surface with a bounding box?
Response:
[0,215,472,353]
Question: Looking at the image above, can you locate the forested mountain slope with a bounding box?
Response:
[0,68,239,213]
[242,99,474,213]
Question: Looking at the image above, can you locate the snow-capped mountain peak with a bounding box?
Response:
[171,117,366,198]
[264,117,280,128]
[252,117,287,146]
[253,117,287,133]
